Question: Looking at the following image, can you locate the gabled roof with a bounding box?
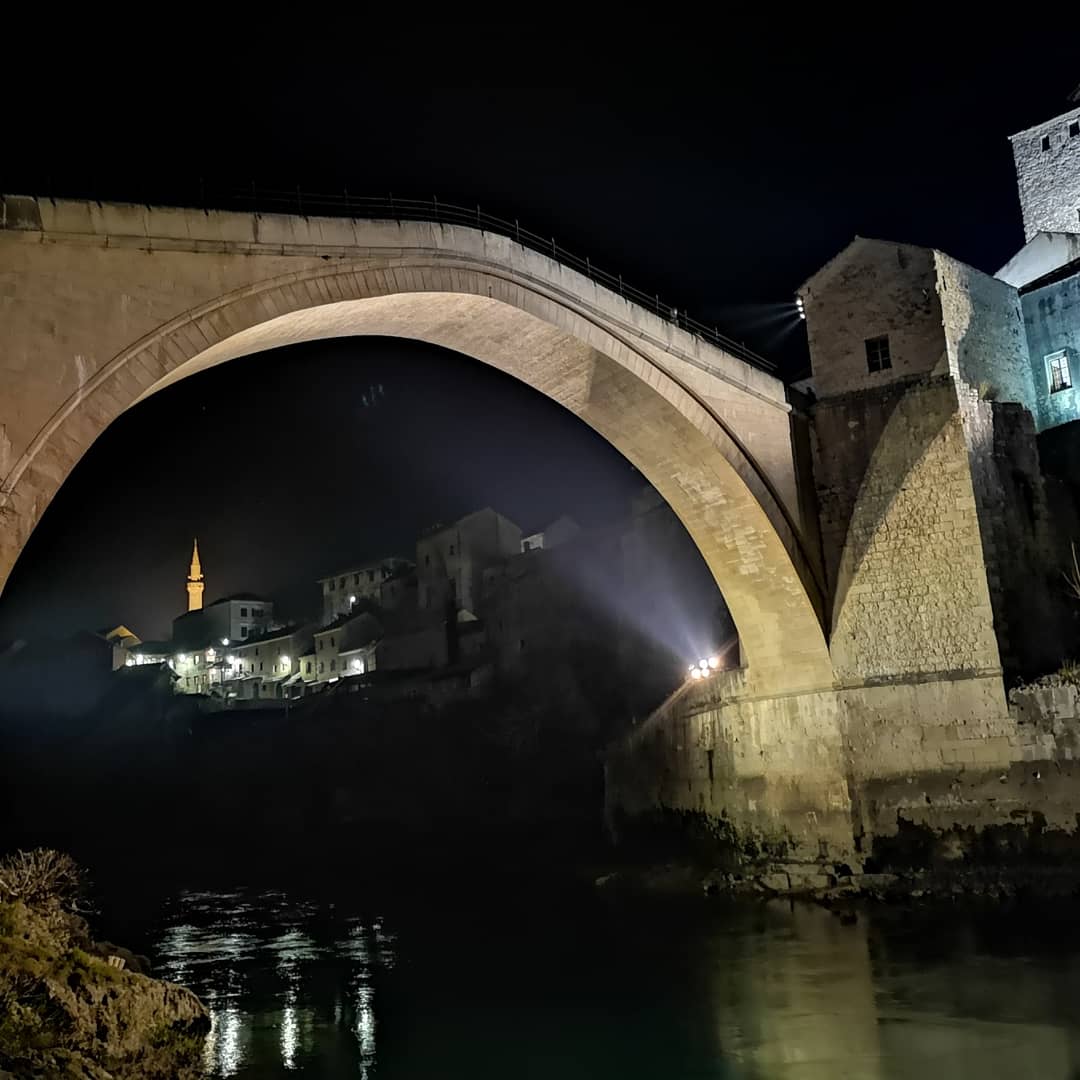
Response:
[797,236,931,294]
[98,624,141,645]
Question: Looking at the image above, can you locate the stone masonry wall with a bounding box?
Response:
[1023,273,1080,431]
[1010,105,1080,241]
[935,251,1034,413]
[814,376,1001,682]
[958,389,1062,679]
[607,671,854,859]
[603,670,1080,863]
[804,240,946,400]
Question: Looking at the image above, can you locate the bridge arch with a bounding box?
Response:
[0,199,833,696]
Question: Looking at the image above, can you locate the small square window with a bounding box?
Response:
[865,334,892,374]
[1048,350,1072,394]
[1041,134,1051,151]
[1070,121,1079,138]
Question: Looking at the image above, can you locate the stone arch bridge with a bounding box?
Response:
[0,196,1030,860]
[0,195,828,695]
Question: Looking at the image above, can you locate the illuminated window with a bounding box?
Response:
[1048,350,1072,394]
[865,334,892,374]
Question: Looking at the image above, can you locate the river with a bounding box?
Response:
[100,877,1080,1078]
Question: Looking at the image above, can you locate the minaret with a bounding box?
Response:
[186,538,205,612]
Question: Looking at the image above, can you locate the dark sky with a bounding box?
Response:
[1,41,1076,640]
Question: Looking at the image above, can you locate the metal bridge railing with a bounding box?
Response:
[15,181,776,374]
[241,188,775,373]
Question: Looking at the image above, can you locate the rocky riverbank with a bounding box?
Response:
[595,857,1080,909]
[0,852,208,1079]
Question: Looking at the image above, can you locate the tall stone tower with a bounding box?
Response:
[1008,85,1080,241]
[186,538,204,612]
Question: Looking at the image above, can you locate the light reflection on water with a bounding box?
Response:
[150,887,1080,1079]
[156,889,390,1077]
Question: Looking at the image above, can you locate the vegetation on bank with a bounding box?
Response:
[0,849,208,1080]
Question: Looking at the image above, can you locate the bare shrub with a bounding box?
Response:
[0,849,83,911]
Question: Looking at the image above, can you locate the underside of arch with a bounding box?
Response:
[0,259,833,696]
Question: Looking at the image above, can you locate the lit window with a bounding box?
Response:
[1042,134,1051,151]
[1048,350,1072,394]
[865,334,892,374]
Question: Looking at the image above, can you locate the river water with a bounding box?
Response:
[113,880,1080,1079]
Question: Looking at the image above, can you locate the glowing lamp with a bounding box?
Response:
[226,655,236,665]
[349,595,357,604]
[691,668,704,680]
[221,638,229,647]
[708,656,720,669]
[177,653,188,664]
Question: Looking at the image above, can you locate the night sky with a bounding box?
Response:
[1,42,1076,642]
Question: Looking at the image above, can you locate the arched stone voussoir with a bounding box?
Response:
[0,209,832,696]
